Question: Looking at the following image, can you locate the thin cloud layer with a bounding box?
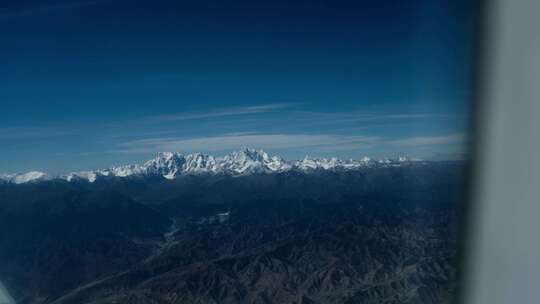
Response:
[390,133,466,147]
[114,134,380,154]
[151,103,295,122]
[111,131,468,159]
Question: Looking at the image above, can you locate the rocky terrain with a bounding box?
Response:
[0,151,463,304]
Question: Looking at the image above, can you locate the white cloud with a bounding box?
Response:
[112,132,468,155]
[152,103,295,122]
[113,133,380,154]
[390,133,467,147]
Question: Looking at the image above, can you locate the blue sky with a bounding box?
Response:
[0,0,476,174]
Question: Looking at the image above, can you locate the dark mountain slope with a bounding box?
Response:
[0,189,170,303]
[0,162,464,304]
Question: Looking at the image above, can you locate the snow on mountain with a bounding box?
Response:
[295,156,374,171]
[0,281,15,304]
[0,174,12,181]
[64,171,99,183]
[0,171,50,184]
[183,153,219,174]
[142,152,185,179]
[0,149,422,184]
[218,148,291,174]
[296,157,341,170]
[106,164,147,178]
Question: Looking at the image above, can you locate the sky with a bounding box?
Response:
[0,0,476,174]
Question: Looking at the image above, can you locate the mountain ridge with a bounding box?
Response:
[0,148,427,184]
[0,160,463,304]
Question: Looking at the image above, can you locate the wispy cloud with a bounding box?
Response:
[284,111,462,128]
[101,103,461,141]
[390,133,466,147]
[112,133,380,154]
[150,103,296,122]
[101,103,298,130]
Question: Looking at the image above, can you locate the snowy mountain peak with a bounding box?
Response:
[155,152,183,161]
[296,156,347,170]
[0,171,49,184]
[184,153,218,174]
[219,148,290,174]
[397,156,409,162]
[1,149,424,184]
[232,147,269,162]
[143,152,186,179]
[64,171,98,183]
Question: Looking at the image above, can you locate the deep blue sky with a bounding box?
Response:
[0,0,476,174]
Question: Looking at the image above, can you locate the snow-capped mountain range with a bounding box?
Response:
[0,148,422,184]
